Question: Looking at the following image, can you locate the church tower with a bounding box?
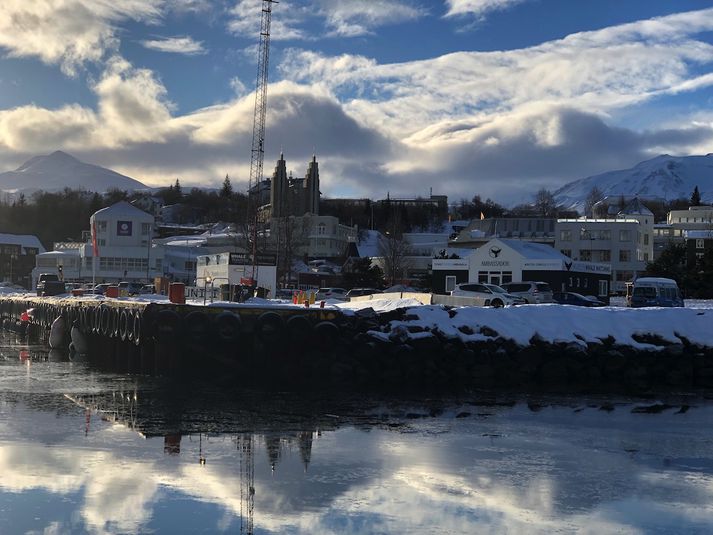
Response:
[270,152,288,218]
[304,154,320,215]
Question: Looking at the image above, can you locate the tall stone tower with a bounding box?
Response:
[304,154,320,215]
[270,152,288,218]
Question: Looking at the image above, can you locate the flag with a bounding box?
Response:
[91,221,99,257]
[480,211,485,220]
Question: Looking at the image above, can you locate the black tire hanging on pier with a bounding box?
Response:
[131,311,142,346]
[111,307,120,338]
[313,321,339,352]
[79,307,89,333]
[119,309,130,341]
[184,311,211,343]
[213,312,242,344]
[100,306,111,336]
[253,312,286,349]
[286,315,313,346]
[153,309,182,344]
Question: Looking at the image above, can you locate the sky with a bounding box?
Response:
[1,0,713,205]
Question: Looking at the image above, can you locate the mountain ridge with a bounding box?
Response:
[0,151,147,193]
[554,154,713,212]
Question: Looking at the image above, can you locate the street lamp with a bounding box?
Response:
[581,227,594,261]
[204,275,212,305]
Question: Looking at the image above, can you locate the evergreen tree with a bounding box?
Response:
[220,174,233,198]
[174,179,182,197]
[691,185,701,206]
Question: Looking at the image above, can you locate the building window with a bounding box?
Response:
[97,220,107,232]
[619,249,631,262]
[696,239,705,249]
[619,230,630,242]
[644,253,649,262]
[478,272,488,283]
[98,239,106,246]
[598,280,608,297]
[644,234,649,245]
[579,250,591,261]
[560,249,572,258]
[318,223,326,235]
[142,223,151,236]
[600,250,611,262]
[560,230,572,241]
[696,252,705,262]
[445,276,456,293]
[600,230,611,240]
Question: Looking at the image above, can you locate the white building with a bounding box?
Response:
[33,201,163,287]
[196,252,277,296]
[555,219,648,293]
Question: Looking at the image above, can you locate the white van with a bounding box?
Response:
[628,277,684,308]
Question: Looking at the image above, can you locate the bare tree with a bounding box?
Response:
[378,217,411,287]
[533,188,557,217]
[584,186,604,217]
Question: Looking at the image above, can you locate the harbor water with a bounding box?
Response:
[1,331,712,534]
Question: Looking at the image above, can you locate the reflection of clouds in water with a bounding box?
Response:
[1,402,713,534]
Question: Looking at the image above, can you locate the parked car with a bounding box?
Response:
[345,288,383,299]
[500,281,553,304]
[450,283,525,307]
[36,273,60,296]
[139,284,156,294]
[552,292,605,307]
[316,287,348,301]
[628,277,684,308]
[118,281,143,295]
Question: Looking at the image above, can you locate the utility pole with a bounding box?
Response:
[247,0,278,286]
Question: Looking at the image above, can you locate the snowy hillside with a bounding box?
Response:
[554,154,713,213]
[0,151,147,193]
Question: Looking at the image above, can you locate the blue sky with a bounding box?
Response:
[1,0,713,203]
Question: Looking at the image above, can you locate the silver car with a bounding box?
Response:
[450,283,525,307]
[500,281,554,304]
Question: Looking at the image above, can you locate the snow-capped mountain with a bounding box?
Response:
[554,154,713,213]
[0,151,147,193]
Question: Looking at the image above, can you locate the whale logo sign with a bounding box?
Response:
[489,246,502,258]
[564,260,573,271]
[117,221,133,236]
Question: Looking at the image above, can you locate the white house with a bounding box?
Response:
[195,252,277,297]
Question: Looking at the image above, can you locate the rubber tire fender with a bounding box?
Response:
[184,311,211,343]
[253,312,286,347]
[132,311,142,346]
[286,315,313,346]
[153,309,182,344]
[118,309,130,341]
[214,312,242,344]
[313,321,339,352]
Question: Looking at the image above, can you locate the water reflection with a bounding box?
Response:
[0,334,713,534]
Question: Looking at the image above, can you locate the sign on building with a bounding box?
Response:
[117,221,133,236]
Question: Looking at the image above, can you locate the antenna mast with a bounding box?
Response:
[247,0,277,282]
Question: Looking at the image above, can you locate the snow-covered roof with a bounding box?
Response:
[356,230,383,258]
[497,239,567,260]
[618,197,654,216]
[0,233,45,254]
[92,201,152,219]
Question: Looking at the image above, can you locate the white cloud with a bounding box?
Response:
[0,0,163,75]
[445,0,527,18]
[140,36,207,55]
[446,0,526,17]
[227,0,426,40]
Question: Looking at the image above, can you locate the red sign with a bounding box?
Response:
[240,278,255,286]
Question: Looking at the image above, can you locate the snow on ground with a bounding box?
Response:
[4,291,713,349]
[334,296,713,349]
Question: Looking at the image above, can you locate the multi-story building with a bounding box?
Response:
[33,201,163,287]
[0,233,45,288]
[448,217,557,249]
[654,206,713,259]
[684,230,713,268]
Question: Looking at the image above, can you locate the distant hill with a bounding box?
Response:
[554,154,713,213]
[0,151,147,193]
